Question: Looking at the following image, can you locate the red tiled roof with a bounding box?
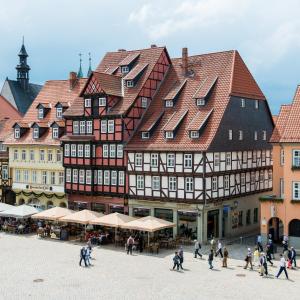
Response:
[51,120,65,127]
[140,111,165,132]
[60,135,95,142]
[91,72,122,97]
[126,50,266,151]
[105,65,119,75]
[0,95,22,120]
[123,63,148,81]
[5,78,86,145]
[193,76,218,99]
[187,109,213,131]
[36,102,51,108]
[55,101,69,108]
[0,118,17,141]
[163,110,188,131]
[163,79,187,101]
[277,86,300,143]
[118,52,140,66]
[14,122,29,128]
[269,107,291,143]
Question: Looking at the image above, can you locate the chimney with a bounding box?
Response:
[151,44,157,48]
[69,71,77,90]
[182,47,188,76]
[118,49,126,52]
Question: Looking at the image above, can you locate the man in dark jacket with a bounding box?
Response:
[291,247,297,268]
[79,247,87,267]
[266,245,274,266]
[172,252,180,271]
[208,250,214,269]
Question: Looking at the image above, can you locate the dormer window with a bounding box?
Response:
[165,100,173,108]
[85,98,91,107]
[241,99,245,108]
[99,97,106,107]
[165,131,174,139]
[33,128,39,139]
[38,108,44,119]
[141,97,149,108]
[196,99,205,106]
[190,131,199,139]
[121,66,129,74]
[15,128,20,139]
[52,127,59,139]
[141,132,149,139]
[56,107,63,118]
[126,80,134,88]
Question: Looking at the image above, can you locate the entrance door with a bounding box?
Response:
[207,210,219,239]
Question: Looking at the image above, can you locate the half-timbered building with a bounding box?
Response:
[62,46,171,213]
[126,48,274,242]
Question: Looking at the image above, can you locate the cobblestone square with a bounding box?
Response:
[0,233,299,300]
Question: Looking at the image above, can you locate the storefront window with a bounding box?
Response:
[91,203,106,214]
[178,211,198,239]
[110,205,124,214]
[133,207,150,217]
[69,202,88,211]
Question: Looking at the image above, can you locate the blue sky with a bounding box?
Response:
[1,0,300,114]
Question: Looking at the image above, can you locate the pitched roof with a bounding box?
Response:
[163,110,188,131]
[0,118,18,142]
[275,86,300,143]
[187,109,213,131]
[140,111,165,132]
[126,50,267,151]
[163,79,187,101]
[119,52,140,66]
[123,63,148,81]
[193,76,218,99]
[5,78,86,146]
[0,95,22,120]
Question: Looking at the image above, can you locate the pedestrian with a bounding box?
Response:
[178,246,184,270]
[215,240,223,258]
[126,235,134,255]
[79,246,87,267]
[282,240,288,252]
[259,252,268,277]
[172,251,180,271]
[208,249,214,269]
[266,245,273,266]
[85,246,91,266]
[290,247,297,268]
[139,234,144,253]
[210,237,216,255]
[87,238,92,250]
[276,254,289,279]
[244,248,253,270]
[268,239,274,259]
[194,240,202,258]
[222,247,228,267]
[253,247,260,267]
[257,234,263,252]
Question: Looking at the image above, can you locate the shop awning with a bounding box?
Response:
[59,209,103,225]
[90,212,136,227]
[121,216,175,232]
[0,203,14,212]
[0,204,40,218]
[32,207,75,221]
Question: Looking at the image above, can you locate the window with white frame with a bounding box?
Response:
[251,172,255,184]
[239,130,243,140]
[165,100,173,107]
[119,171,125,186]
[241,99,245,107]
[141,97,148,108]
[190,131,199,139]
[104,170,110,185]
[259,170,264,182]
[86,170,91,184]
[73,121,79,134]
[2,165,8,180]
[117,144,123,158]
[71,144,76,157]
[66,169,71,182]
[84,98,91,107]
[255,100,259,109]
[52,127,59,139]
[151,153,159,167]
[73,169,78,183]
[50,171,56,185]
[33,127,39,139]
[262,130,267,141]
[40,149,45,161]
[184,154,192,168]
[152,176,160,190]
[226,153,231,167]
[15,169,21,182]
[241,173,246,185]
[293,182,300,200]
[262,150,266,162]
[185,177,194,192]
[99,97,106,106]
[101,120,107,133]
[254,131,257,141]
[48,150,53,162]
[293,150,300,167]
[42,171,47,185]
[56,149,62,162]
[59,171,64,185]
[126,80,134,88]
[14,149,18,160]
[212,176,218,191]
[80,121,85,134]
[85,144,90,158]
[21,149,26,161]
[86,121,93,134]
[38,108,44,119]
[214,153,220,167]
[224,175,230,190]
[110,144,116,158]
[141,132,149,139]
[196,98,205,106]
[79,170,85,184]
[228,129,232,140]
[108,120,114,133]
[14,128,20,139]
[165,131,174,139]
[24,170,29,182]
[167,153,175,167]
[111,171,117,185]
[169,177,177,191]
[0,143,7,152]
[97,170,103,185]
[32,170,37,183]
[135,153,142,166]
[137,175,144,189]
[64,144,70,156]
[121,66,129,74]
[103,144,109,158]
[280,149,284,166]
[56,107,63,118]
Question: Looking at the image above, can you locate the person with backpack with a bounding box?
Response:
[172,251,180,271]
[79,247,87,267]
[194,240,202,258]
[208,249,214,269]
[259,252,268,277]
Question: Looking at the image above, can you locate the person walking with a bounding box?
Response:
[215,240,223,258]
[79,247,87,267]
[276,254,289,279]
[210,237,216,256]
[85,246,92,266]
[208,249,214,269]
[172,251,180,271]
[290,247,297,268]
[222,247,228,268]
[244,248,253,270]
[126,236,134,255]
[257,234,263,252]
[266,245,273,266]
[194,240,202,258]
[253,247,260,267]
[268,239,275,259]
[259,253,268,277]
[178,246,184,270]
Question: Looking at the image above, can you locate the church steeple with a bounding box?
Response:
[87,52,93,77]
[77,53,83,78]
[16,37,30,90]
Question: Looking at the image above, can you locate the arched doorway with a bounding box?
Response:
[18,198,25,205]
[268,217,284,242]
[46,201,54,209]
[59,202,67,208]
[289,219,300,237]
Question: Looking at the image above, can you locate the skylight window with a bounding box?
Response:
[165,131,174,139]
[190,131,199,139]
[165,100,173,108]
[141,132,150,139]
[121,66,129,74]
[126,80,134,88]
[196,99,205,106]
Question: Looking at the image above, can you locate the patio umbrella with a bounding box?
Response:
[59,209,103,225]
[0,203,13,212]
[0,204,40,218]
[31,207,75,221]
